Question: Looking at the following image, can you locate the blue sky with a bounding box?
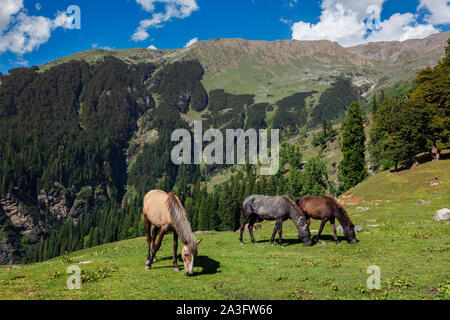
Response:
[0,0,449,73]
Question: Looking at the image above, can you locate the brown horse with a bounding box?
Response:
[296,195,357,244]
[143,190,201,276]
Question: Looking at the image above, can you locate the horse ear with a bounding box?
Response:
[197,239,202,245]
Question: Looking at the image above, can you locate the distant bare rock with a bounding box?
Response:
[434,208,450,221]
[235,223,262,233]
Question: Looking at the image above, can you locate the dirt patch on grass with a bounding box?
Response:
[339,197,364,205]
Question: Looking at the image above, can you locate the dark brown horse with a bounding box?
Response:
[296,195,357,244]
[240,195,312,247]
[143,190,201,276]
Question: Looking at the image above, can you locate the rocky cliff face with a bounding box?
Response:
[0,182,113,264]
[0,194,49,264]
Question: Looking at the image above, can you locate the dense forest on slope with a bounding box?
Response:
[369,40,450,171]
[0,58,203,263]
[0,57,156,200]
[151,60,208,113]
[310,77,363,125]
[272,92,315,134]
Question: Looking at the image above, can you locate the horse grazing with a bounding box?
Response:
[296,195,357,244]
[143,190,201,276]
[240,195,312,247]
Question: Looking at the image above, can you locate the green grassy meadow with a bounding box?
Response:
[1,160,449,300]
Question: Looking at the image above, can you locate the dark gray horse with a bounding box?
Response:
[239,195,312,247]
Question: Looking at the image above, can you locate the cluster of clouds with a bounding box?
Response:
[0,0,76,56]
[132,0,199,42]
[290,0,450,47]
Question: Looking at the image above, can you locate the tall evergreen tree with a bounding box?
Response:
[372,94,377,114]
[339,101,368,192]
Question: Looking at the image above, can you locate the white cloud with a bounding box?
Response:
[292,3,367,46]
[13,56,28,66]
[280,17,291,25]
[0,1,77,55]
[92,43,114,50]
[35,3,41,11]
[418,0,450,25]
[132,0,199,42]
[131,27,150,41]
[366,12,439,43]
[184,37,198,47]
[147,44,157,49]
[0,0,23,33]
[290,0,442,47]
[52,11,75,29]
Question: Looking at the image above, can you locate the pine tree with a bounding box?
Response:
[197,196,210,231]
[372,95,377,114]
[339,102,368,192]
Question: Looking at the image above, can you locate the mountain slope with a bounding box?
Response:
[348,31,450,90]
[40,31,450,103]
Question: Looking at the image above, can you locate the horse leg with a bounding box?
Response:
[146,226,167,270]
[239,210,251,245]
[145,218,151,267]
[270,222,278,246]
[330,217,340,244]
[172,232,180,271]
[248,216,257,245]
[150,224,157,262]
[316,219,327,244]
[277,220,285,248]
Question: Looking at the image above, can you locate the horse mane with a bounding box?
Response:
[325,196,354,228]
[281,195,305,221]
[166,192,197,254]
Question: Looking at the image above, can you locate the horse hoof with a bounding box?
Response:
[270,243,274,246]
[240,242,244,245]
[145,265,151,270]
[280,245,285,248]
[153,258,157,262]
[174,267,180,272]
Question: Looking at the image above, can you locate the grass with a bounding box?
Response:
[1,160,449,300]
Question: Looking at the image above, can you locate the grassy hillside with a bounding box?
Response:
[1,160,449,300]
